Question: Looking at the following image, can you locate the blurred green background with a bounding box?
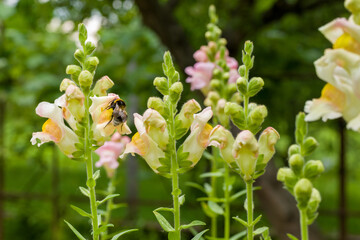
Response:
[1,0,360,239]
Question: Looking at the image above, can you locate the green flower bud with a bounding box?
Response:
[248,105,268,132]
[210,79,221,89]
[60,78,76,92]
[222,71,230,80]
[247,77,264,97]
[153,77,168,95]
[295,112,307,145]
[288,144,300,157]
[66,65,81,75]
[147,97,166,116]
[345,0,360,15]
[238,65,246,77]
[225,102,246,129]
[85,56,99,72]
[277,167,298,190]
[308,188,321,213]
[303,160,324,179]
[78,70,93,88]
[230,92,243,104]
[204,91,220,107]
[213,68,221,78]
[175,99,201,138]
[169,82,183,104]
[294,178,313,209]
[289,154,304,176]
[236,77,247,95]
[242,53,253,69]
[301,137,318,156]
[85,41,96,55]
[244,40,254,55]
[227,83,237,96]
[205,31,212,40]
[78,23,87,46]
[92,76,114,96]
[219,38,227,46]
[74,49,85,64]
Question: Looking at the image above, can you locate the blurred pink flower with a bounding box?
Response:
[185,62,215,91]
[95,132,130,177]
[193,46,209,62]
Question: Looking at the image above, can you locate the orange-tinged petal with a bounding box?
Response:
[42,119,62,142]
[320,83,346,111]
[333,33,360,54]
[98,109,113,124]
[198,123,213,148]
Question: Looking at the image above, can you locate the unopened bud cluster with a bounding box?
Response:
[277,112,323,224]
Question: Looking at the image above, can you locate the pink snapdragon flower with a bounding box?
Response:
[95,132,130,177]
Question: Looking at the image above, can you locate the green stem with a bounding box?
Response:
[223,164,231,240]
[101,174,117,239]
[300,208,308,240]
[210,146,218,238]
[84,90,99,240]
[169,102,181,240]
[246,181,253,240]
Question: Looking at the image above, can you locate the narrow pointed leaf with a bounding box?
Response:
[153,211,174,232]
[70,205,92,218]
[64,220,86,240]
[154,207,174,213]
[111,229,138,240]
[97,194,120,206]
[208,201,224,215]
[254,227,268,235]
[252,215,262,226]
[230,230,247,240]
[191,229,209,240]
[93,170,100,180]
[287,233,299,240]
[95,224,114,235]
[233,216,248,227]
[186,182,206,193]
[79,187,90,197]
[180,220,206,230]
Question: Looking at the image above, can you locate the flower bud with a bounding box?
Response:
[230,92,243,104]
[288,144,300,157]
[85,41,96,55]
[238,65,246,77]
[289,154,304,176]
[308,188,321,213]
[345,0,360,15]
[247,77,264,97]
[66,65,82,76]
[257,127,280,166]
[74,49,85,63]
[204,91,220,106]
[219,38,227,46]
[60,78,76,92]
[85,56,99,72]
[215,99,229,126]
[294,178,313,209]
[236,77,247,95]
[143,109,169,149]
[227,83,237,95]
[209,125,236,168]
[303,160,324,179]
[277,167,298,190]
[78,70,93,88]
[301,137,318,156]
[175,99,201,138]
[247,105,268,133]
[210,79,221,89]
[92,76,114,96]
[147,97,166,116]
[169,82,183,104]
[233,130,259,181]
[153,77,168,95]
[213,68,221,77]
[225,102,246,129]
[244,41,254,55]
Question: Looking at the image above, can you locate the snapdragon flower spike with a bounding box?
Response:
[90,93,131,144]
[305,49,360,131]
[95,132,130,178]
[31,102,79,157]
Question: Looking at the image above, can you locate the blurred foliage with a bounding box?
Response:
[1,0,360,239]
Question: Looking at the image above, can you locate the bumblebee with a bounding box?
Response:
[105,98,128,127]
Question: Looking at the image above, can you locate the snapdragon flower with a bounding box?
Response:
[95,132,130,177]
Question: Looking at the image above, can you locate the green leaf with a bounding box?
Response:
[180,220,206,230]
[208,201,224,215]
[287,233,299,240]
[78,23,87,46]
[111,229,138,240]
[295,112,307,145]
[230,189,247,202]
[93,170,101,180]
[196,197,225,203]
[186,182,206,194]
[252,214,262,227]
[233,216,248,227]
[153,207,174,213]
[200,171,223,178]
[254,226,268,235]
[64,220,86,240]
[191,229,209,240]
[179,195,185,205]
[200,202,217,218]
[79,187,89,197]
[71,205,92,218]
[95,224,114,235]
[230,230,247,240]
[72,150,84,158]
[97,194,120,206]
[153,211,175,232]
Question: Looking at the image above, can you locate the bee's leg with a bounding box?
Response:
[104,115,114,128]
